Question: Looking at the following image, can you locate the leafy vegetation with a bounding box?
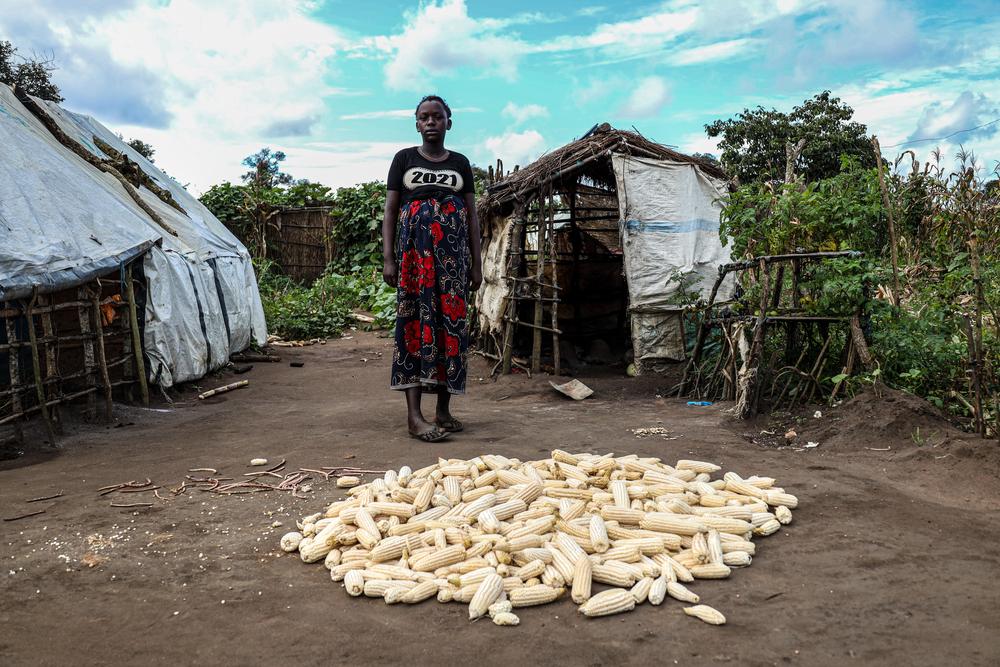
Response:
[713,108,999,432]
[706,91,875,184]
[0,40,62,102]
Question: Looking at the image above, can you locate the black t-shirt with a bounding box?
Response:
[387,147,475,202]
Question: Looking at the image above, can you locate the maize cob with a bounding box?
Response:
[666,581,700,603]
[554,533,588,565]
[383,587,409,604]
[364,579,417,597]
[492,499,528,521]
[599,545,642,563]
[492,612,520,626]
[630,576,655,604]
[400,579,439,604]
[578,589,636,617]
[367,502,416,518]
[676,459,721,474]
[723,550,752,567]
[725,478,765,499]
[461,493,497,518]
[323,549,342,570]
[640,513,706,536]
[477,509,501,533]
[571,557,592,604]
[600,506,645,525]
[457,566,497,588]
[706,529,724,565]
[488,599,512,617]
[337,476,360,488]
[648,575,668,605]
[683,604,726,625]
[502,576,525,592]
[754,518,781,536]
[692,532,709,563]
[410,545,466,572]
[559,499,587,521]
[690,563,731,579]
[591,562,635,587]
[280,532,303,552]
[516,559,546,580]
[775,505,792,525]
[468,573,505,620]
[509,584,564,607]
[437,586,455,603]
[589,515,611,553]
[299,537,333,563]
[344,570,365,596]
[700,515,753,534]
[764,491,799,509]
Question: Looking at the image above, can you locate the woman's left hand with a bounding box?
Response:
[470,266,483,291]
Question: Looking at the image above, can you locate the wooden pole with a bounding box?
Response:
[501,208,526,374]
[548,191,561,376]
[25,289,57,444]
[531,200,548,374]
[871,136,901,309]
[38,293,62,434]
[198,379,249,400]
[124,265,150,406]
[91,290,115,422]
[76,287,98,419]
[3,307,24,443]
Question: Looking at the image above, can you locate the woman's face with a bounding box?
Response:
[416,101,451,143]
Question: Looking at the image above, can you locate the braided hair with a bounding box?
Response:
[415,95,452,118]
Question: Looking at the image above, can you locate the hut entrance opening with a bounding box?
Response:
[511,183,630,373]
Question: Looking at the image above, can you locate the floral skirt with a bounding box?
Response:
[390,195,469,394]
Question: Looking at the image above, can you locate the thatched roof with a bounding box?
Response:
[480,123,727,214]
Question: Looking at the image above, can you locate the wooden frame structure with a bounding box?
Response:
[2,263,148,445]
[477,124,726,376]
[677,251,873,417]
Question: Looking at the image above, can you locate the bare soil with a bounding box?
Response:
[2,331,998,666]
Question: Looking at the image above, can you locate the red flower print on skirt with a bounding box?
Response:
[403,320,422,354]
[399,249,422,294]
[408,200,421,217]
[445,334,460,357]
[431,222,443,245]
[419,254,435,288]
[440,200,456,216]
[441,293,466,321]
[422,324,433,345]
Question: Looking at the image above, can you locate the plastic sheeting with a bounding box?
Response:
[0,84,267,386]
[612,153,733,363]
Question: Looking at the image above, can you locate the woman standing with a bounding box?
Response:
[382,95,482,442]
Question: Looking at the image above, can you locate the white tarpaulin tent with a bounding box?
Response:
[0,84,266,386]
[612,153,734,363]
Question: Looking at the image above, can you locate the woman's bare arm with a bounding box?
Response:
[382,190,401,287]
[464,192,483,291]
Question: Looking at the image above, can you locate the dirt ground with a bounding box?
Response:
[2,331,999,666]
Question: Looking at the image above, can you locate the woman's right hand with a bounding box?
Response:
[383,260,398,288]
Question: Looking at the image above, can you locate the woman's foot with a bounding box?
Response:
[434,410,464,432]
[408,416,449,442]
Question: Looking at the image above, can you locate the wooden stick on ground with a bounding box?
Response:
[198,380,249,400]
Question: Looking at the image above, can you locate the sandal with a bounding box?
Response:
[434,418,464,433]
[410,427,450,443]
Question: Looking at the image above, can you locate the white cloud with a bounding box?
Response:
[673,38,757,66]
[0,0,353,192]
[371,0,528,91]
[909,91,999,143]
[502,102,549,125]
[483,130,545,168]
[618,76,671,118]
[679,132,721,157]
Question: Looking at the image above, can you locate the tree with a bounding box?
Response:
[242,147,293,189]
[705,91,874,184]
[126,138,155,162]
[0,40,63,102]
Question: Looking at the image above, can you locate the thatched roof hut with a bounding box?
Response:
[475,123,733,376]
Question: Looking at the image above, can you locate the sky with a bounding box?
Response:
[2,0,999,195]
